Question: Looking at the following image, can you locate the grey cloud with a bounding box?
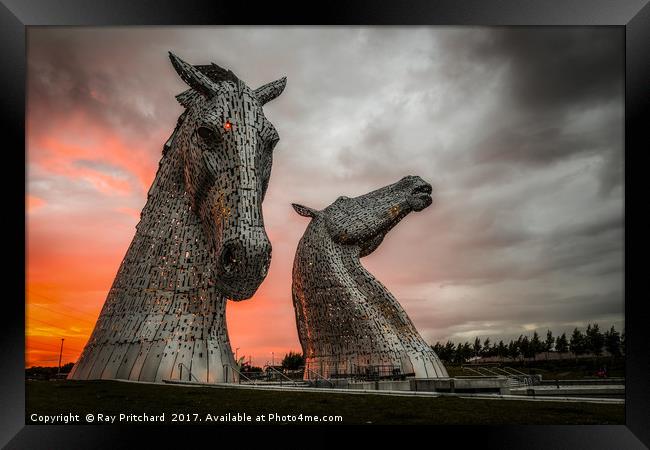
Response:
[412,28,625,196]
[407,289,623,344]
[433,28,623,112]
[73,159,132,180]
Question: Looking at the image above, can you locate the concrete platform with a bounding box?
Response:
[347,380,411,391]
[539,378,624,386]
[410,377,510,394]
[510,384,625,398]
[318,377,509,393]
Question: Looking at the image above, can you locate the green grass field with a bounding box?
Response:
[26,380,624,425]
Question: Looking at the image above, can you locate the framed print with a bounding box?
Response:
[2,0,648,448]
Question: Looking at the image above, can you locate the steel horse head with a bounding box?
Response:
[169,53,286,300]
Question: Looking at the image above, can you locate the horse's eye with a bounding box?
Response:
[197,126,217,140]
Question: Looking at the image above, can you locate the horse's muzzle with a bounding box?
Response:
[216,234,272,300]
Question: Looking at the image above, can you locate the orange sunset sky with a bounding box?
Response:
[26,27,624,368]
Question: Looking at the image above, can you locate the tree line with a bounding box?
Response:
[431,324,624,364]
[239,351,306,373]
[25,362,74,379]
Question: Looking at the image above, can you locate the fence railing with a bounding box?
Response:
[304,367,334,387]
[222,364,257,384]
[305,363,405,381]
[178,363,200,383]
[460,364,540,387]
[263,365,299,386]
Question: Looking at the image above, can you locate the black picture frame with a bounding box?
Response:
[3,0,648,447]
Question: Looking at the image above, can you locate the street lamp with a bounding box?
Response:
[57,338,64,374]
[235,347,240,360]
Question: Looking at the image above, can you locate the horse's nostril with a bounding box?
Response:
[221,240,272,278]
[221,243,240,273]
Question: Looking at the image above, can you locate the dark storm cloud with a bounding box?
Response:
[27,28,184,141]
[426,28,624,194]
[477,29,623,111]
[412,290,623,328]
[429,28,623,112]
[470,118,619,167]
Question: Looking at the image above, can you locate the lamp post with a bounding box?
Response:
[235,347,240,361]
[57,338,64,374]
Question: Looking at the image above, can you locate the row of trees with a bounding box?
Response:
[281,351,305,370]
[25,362,74,380]
[239,324,623,371]
[239,351,306,373]
[431,324,624,364]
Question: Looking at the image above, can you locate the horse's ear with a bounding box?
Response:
[254,77,287,105]
[292,203,318,218]
[169,52,217,99]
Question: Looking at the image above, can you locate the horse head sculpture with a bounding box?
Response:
[291,176,448,379]
[169,53,285,299]
[68,54,286,383]
[292,175,433,258]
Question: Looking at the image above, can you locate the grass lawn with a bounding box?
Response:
[26,380,624,425]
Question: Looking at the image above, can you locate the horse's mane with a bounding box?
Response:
[175,63,240,109]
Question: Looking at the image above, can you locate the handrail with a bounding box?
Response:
[463,365,530,387]
[501,366,524,377]
[264,365,298,386]
[178,363,200,382]
[304,367,334,387]
[503,366,528,376]
[223,364,257,385]
[492,366,515,377]
[501,366,539,385]
[461,365,485,377]
[473,366,489,376]
[478,366,502,377]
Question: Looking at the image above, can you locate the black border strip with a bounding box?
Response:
[625,2,650,447]
[1,0,649,25]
